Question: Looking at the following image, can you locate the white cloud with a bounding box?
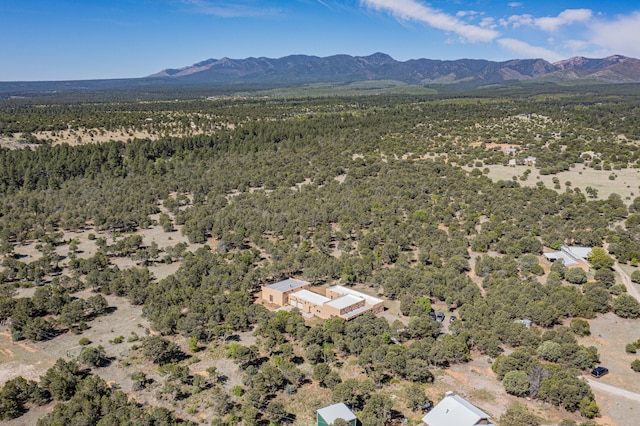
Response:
[508,2,522,7]
[501,14,533,28]
[498,38,564,61]
[534,9,592,32]
[562,39,589,52]
[181,0,280,18]
[456,10,479,18]
[361,0,499,42]
[480,17,496,29]
[588,11,640,57]
[502,9,592,31]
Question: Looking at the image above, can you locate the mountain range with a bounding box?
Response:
[149,52,640,86]
[2,53,640,97]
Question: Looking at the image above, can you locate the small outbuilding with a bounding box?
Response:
[317,402,357,426]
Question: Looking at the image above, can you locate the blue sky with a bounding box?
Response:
[1,0,639,81]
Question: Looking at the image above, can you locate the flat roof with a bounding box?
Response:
[290,289,329,306]
[325,294,363,310]
[328,285,383,306]
[264,278,309,293]
[317,403,356,423]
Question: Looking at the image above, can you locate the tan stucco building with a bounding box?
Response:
[261,279,384,321]
[261,278,310,306]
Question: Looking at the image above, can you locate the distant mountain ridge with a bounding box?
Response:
[2,53,640,98]
[149,52,640,86]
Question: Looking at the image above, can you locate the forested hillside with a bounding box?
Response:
[1,89,640,425]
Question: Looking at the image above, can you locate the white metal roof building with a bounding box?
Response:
[317,402,357,426]
[544,245,592,267]
[422,392,493,426]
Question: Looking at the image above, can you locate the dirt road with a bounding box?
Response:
[586,377,640,403]
[613,263,640,303]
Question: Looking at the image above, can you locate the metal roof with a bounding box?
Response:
[264,278,310,292]
[317,403,356,423]
[543,245,592,267]
[422,394,492,426]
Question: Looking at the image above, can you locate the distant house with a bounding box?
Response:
[544,245,592,271]
[422,392,493,426]
[514,319,532,328]
[317,402,357,426]
[261,278,310,306]
[524,156,536,165]
[504,147,517,154]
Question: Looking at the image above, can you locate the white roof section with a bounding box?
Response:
[422,394,492,426]
[264,278,309,292]
[326,294,362,310]
[544,245,592,267]
[328,285,383,306]
[291,289,329,305]
[317,402,356,423]
[567,246,592,259]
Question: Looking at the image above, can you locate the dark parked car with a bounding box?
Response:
[420,400,434,412]
[449,315,457,323]
[428,310,435,319]
[591,366,609,378]
[436,312,444,322]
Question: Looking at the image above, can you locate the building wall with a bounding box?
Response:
[569,260,590,272]
[317,414,356,426]
[289,293,324,317]
[321,299,366,319]
[262,283,310,306]
[327,288,385,314]
[368,300,385,314]
[326,288,344,300]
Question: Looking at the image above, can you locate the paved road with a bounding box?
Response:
[612,263,640,303]
[585,377,640,403]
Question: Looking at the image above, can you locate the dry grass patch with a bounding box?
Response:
[476,164,640,204]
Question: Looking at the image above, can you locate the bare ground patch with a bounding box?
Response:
[577,312,640,425]
[475,164,640,204]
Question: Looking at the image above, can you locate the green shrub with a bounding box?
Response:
[570,319,590,336]
[110,335,124,344]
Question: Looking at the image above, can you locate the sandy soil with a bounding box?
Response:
[0,291,151,385]
[439,355,588,425]
[476,164,640,204]
[578,312,640,426]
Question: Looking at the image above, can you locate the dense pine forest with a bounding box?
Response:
[1,87,640,425]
